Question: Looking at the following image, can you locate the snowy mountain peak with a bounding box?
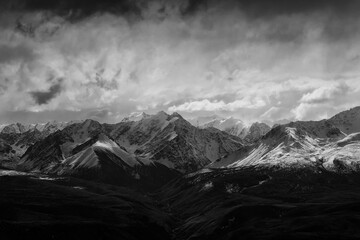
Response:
[203,116,245,132]
[187,115,221,127]
[122,112,150,122]
[240,122,271,143]
[82,119,100,126]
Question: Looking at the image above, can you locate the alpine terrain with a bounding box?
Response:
[1,107,360,240]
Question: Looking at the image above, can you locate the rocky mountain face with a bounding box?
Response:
[12,112,242,189]
[0,121,72,168]
[3,107,360,176]
[105,112,243,172]
[18,130,179,191]
[210,108,360,172]
[241,122,272,143]
[328,106,360,134]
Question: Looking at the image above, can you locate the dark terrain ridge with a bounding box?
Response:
[2,167,360,240]
[1,106,360,239]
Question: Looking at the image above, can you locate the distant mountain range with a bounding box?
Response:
[189,115,271,143]
[1,106,360,189]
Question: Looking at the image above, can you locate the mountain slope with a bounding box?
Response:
[0,121,75,167]
[329,106,360,134]
[202,117,246,136]
[18,126,179,190]
[106,112,243,172]
[210,118,360,172]
[240,122,271,143]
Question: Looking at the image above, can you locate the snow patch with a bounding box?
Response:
[201,181,213,191]
[0,170,31,176]
[168,132,178,141]
[93,137,140,167]
[36,176,63,181]
[161,117,178,131]
[226,183,240,193]
[157,158,175,169]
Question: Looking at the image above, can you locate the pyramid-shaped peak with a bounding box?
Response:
[82,119,102,128]
[83,119,100,124]
[170,112,184,119]
[155,110,169,117]
[149,111,169,121]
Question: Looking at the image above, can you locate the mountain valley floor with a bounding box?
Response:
[2,166,360,240]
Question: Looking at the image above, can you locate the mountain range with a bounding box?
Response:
[210,106,360,172]
[1,107,360,176]
[1,106,360,239]
[1,111,243,189]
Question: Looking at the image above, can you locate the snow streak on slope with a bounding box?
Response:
[212,122,360,172]
[60,134,154,173]
[105,111,243,172]
[227,126,320,168]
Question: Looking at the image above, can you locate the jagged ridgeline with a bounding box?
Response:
[1,111,244,189]
[1,107,359,180]
[1,106,360,239]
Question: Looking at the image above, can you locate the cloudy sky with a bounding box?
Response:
[0,0,360,124]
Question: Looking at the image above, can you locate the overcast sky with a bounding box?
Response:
[0,0,360,124]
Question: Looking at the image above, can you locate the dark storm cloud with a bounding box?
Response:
[3,0,359,17]
[29,79,63,105]
[238,0,358,17]
[0,0,142,21]
[2,0,360,44]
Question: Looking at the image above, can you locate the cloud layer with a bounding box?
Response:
[0,0,360,124]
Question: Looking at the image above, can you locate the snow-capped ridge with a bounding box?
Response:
[210,116,360,172]
[337,132,360,147]
[121,112,150,122]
